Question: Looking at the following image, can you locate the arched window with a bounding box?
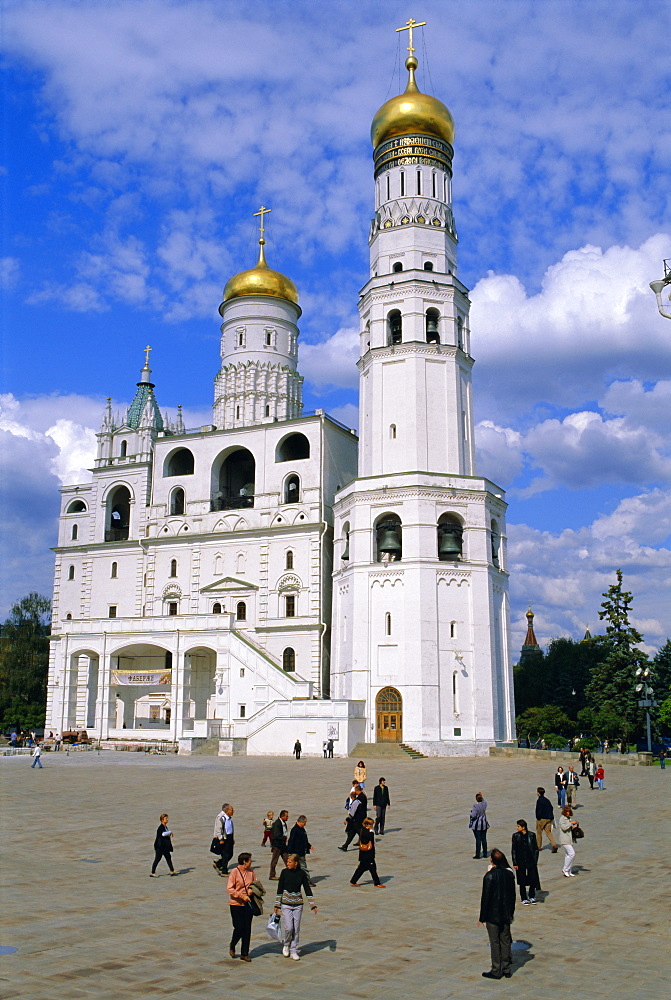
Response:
[212,447,255,510]
[170,487,185,516]
[457,317,464,350]
[276,433,310,462]
[438,513,464,560]
[71,524,79,541]
[68,565,75,580]
[212,602,222,614]
[66,613,72,620]
[283,647,296,672]
[67,499,86,514]
[423,261,434,271]
[375,514,402,563]
[236,601,247,621]
[111,561,118,579]
[286,550,294,570]
[387,310,402,345]
[392,261,403,273]
[106,485,131,542]
[120,440,127,458]
[165,448,194,477]
[265,405,270,417]
[452,670,459,714]
[385,612,392,636]
[416,169,422,195]
[341,521,350,561]
[432,172,437,198]
[450,621,456,639]
[490,519,500,567]
[170,559,178,578]
[389,424,396,439]
[426,308,440,344]
[400,171,405,196]
[284,474,300,504]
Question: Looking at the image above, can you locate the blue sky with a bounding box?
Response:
[1,0,670,652]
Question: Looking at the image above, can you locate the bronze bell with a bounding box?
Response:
[438,524,462,559]
[389,313,402,344]
[426,315,440,343]
[341,535,350,560]
[378,522,402,556]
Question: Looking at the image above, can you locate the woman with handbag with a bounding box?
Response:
[274,853,317,960]
[470,793,489,859]
[555,806,579,877]
[350,817,385,887]
[227,852,258,962]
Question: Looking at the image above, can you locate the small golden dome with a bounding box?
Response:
[222,241,299,307]
[371,56,454,149]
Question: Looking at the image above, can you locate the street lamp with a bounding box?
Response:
[650,259,671,320]
[635,665,657,754]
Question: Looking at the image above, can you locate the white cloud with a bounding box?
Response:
[475,420,524,487]
[45,420,97,485]
[0,257,21,290]
[301,326,360,391]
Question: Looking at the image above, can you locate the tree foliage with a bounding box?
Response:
[514,637,608,717]
[652,639,671,703]
[515,704,575,739]
[0,593,51,730]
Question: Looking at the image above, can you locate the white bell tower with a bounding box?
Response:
[331,22,515,755]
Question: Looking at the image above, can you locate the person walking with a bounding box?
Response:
[587,756,596,789]
[579,747,588,775]
[478,849,516,979]
[293,739,302,760]
[287,815,314,885]
[30,742,43,768]
[327,738,334,758]
[213,804,235,876]
[352,781,368,819]
[269,809,289,880]
[274,853,317,960]
[227,853,258,962]
[339,791,363,851]
[534,787,557,852]
[261,811,274,847]
[511,819,540,904]
[554,766,567,807]
[659,750,666,770]
[470,793,489,859]
[373,777,391,835]
[350,817,385,888]
[353,760,367,789]
[555,806,579,877]
[150,813,178,876]
[595,763,605,789]
[565,765,579,807]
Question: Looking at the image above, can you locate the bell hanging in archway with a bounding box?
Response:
[378,522,402,557]
[438,524,463,559]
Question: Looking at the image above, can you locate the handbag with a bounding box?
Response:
[572,826,585,841]
[210,837,222,855]
[468,816,475,829]
[266,913,282,942]
[360,839,372,851]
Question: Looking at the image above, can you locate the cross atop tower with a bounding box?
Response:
[396,18,427,57]
[144,344,152,367]
[253,205,272,245]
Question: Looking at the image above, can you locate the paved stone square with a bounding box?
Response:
[1,751,668,1000]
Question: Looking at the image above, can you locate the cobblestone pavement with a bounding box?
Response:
[1,751,668,1000]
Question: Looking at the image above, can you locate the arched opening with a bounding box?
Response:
[170,559,178,578]
[437,512,464,561]
[68,565,75,580]
[387,310,402,345]
[106,486,131,542]
[66,613,72,620]
[165,448,194,477]
[212,448,255,510]
[392,261,403,273]
[286,550,294,570]
[284,474,300,504]
[457,316,464,350]
[170,487,185,516]
[212,602,222,614]
[450,620,457,639]
[67,499,87,514]
[375,513,402,563]
[236,601,247,622]
[423,261,434,271]
[426,308,440,344]
[385,612,392,636]
[376,686,402,743]
[276,433,310,462]
[490,518,500,567]
[71,524,79,541]
[452,670,459,714]
[389,424,396,439]
[341,521,350,561]
[283,647,296,672]
[111,561,118,579]
[120,440,127,458]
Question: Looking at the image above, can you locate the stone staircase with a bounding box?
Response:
[349,742,427,759]
[190,737,220,756]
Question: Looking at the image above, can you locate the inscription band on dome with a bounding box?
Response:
[374,134,453,178]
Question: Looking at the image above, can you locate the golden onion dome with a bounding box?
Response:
[222,240,299,308]
[371,56,454,149]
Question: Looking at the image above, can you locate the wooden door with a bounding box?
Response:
[376,687,403,743]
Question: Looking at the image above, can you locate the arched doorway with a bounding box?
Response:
[376,686,403,743]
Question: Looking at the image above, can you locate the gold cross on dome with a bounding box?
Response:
[396,18,427,56]
[144,345,152,366]
[253,205,272,243]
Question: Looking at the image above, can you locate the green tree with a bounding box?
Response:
[515,705,575,740]
[584,570,646,742]
[658,695,671,731]
[652,639,671,703]
[0,593,51,730]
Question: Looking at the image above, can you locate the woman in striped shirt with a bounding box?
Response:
[274,854,317,961]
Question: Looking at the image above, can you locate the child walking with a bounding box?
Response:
[350,817,385,888]
[262,811,274,846]
[150,813,178,876]
[595,764,605,789]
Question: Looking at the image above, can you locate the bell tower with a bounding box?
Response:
[331,22,515,755]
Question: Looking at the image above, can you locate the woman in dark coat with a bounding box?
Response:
[150,813,178,876]
[511,819,540,903]
[350,817,385,888]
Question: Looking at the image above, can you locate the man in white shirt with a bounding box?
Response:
[565,765,579,807]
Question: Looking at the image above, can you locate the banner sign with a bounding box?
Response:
[111,670,171,686]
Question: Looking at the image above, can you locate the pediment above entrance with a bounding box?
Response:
[200,576,259,594]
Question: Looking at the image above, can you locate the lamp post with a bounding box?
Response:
[650,259,671,319]
[635,666,657,754]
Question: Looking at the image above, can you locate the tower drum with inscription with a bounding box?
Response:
[330,22,515,754]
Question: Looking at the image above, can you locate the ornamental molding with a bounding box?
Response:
[436,572,470,585]
[353,489,486,504]
[368,287,456,303]
[277,573,303,592]
[162,584,182,599]
[368,570,404,580]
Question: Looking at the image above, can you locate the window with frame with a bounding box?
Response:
[285,550,294,570]
[236,601,247,621]
[109,606,117,618]
[285,595,296,618]
[71,524,78,540]
[212,602,222,614]
[239,705,246,718]
[111,561,118,578]
[170,559,178,578]
[67,565,75,580]
[168,602,178,616]
[283,647,296,672]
